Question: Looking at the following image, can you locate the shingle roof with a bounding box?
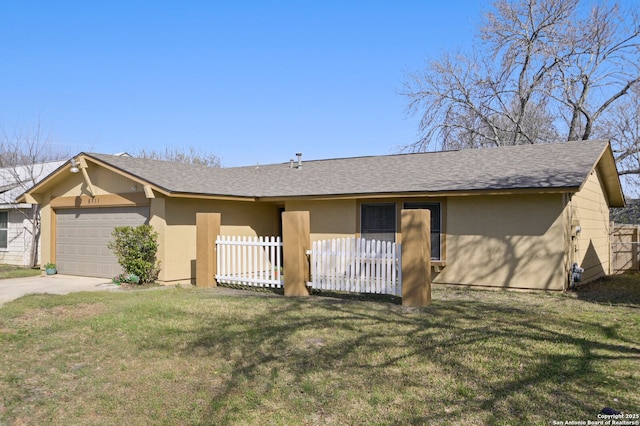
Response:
[85,140,615,199]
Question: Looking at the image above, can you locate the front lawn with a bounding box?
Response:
[0,264,41,279]
[0,277,638,425]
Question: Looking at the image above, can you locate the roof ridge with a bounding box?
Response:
[86,139,609,170]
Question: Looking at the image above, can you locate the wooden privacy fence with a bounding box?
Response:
[306,237,402,296]
[215,236,284,288]
[611,224,640,274]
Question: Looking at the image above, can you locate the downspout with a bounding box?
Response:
[565,192,583,289]
[564,193,574,290]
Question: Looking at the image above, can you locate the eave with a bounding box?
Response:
[257,186,582,202]
[579,143,625,207]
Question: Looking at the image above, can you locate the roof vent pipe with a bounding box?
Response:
[296,153,302,170]
[290,159,294,169]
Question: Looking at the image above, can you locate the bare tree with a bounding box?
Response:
[557,2,640,141]
[403,0,640,178]
[0,124,67,166]
[133,146,222,167]
[595,83,640,196]
[0,124,68,267]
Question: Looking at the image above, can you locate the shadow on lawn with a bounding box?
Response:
[572,274,640,307]
[161,292,640,425]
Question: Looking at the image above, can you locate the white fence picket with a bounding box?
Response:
[216,235,401,295]
[307,237,402,296]
[215,235,283,288]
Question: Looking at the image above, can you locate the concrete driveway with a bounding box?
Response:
[0,274,121,306]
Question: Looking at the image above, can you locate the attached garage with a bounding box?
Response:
[56,206,149,278]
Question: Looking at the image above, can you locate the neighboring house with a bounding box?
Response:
[0,161,65,266]
[19,140,624,290]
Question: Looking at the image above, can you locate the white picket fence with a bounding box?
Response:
[306,237,402,296]
[215,236,284,288]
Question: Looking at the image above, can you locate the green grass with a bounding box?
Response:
[0,277,639,425]
[0,264,41,279]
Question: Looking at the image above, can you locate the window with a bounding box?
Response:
[404,202,442,260]
[0,211,7,250]
[361,203,396,242]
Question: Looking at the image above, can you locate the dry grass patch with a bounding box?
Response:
[0,278,638,425]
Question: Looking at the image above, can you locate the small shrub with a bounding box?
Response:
[108,225,160,284]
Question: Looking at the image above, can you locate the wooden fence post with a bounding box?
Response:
[196,212,221,287]
[401,209,431,307]
[282,211,310,296]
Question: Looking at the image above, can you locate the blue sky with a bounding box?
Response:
[3,1,482,166]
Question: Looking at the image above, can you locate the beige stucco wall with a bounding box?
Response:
[285,199,356,242]
[50,165,142,197]
[433,194,567,290]
[149,197,167,282]
[287,195,570,290]
[159,197,279,283]
[286,195,570,290]
[569,169,611,282]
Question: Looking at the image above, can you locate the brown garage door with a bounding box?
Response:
[56,206,149,278]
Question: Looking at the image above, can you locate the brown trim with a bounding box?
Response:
[82,155,257,202]
[143,185,155,198]
[165,192,256,202]
[50,193,150,209]
[196,213,221,287]
[50,208,57,265]
[80,155,172,197]
[259,187,579,202]
[578,143,625,207]
[49,195,149,262]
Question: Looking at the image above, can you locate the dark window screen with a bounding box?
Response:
[403,202,441,260]
[361,203,396,242]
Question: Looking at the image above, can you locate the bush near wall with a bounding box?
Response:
[108,225,160,283]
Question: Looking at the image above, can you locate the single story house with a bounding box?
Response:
[1,161,65,266]
[19,139,624,290]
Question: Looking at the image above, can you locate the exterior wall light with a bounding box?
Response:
[69,157,95,197]
[69,158,80,173]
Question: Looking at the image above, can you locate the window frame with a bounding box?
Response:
[0,211,8,250]
[359,202,397,243]
[357,199,445,263]
[403,201,443,261]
